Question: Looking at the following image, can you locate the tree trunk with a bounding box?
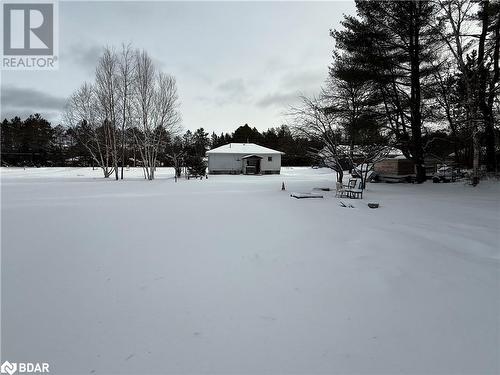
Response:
[409,1,426,183]
[485,4,499,172]
[472,128,481,185]
[483,111,496,172]
[114,156,119,180]
[120,136,125,179]
[477,0,495,173]
[337,169,343,184]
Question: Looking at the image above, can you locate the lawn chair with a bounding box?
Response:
[347,179,363,199]
[335,179,354,198]
[335,182,347,198]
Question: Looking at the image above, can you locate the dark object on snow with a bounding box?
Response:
[432,165,465,183]
[313,187,331,191]
[339,200,354,208]
[347,179,363,199]
[338,179,363,199]
[368,202,379,209]
[282,182,286,191]
[290,193,323,199]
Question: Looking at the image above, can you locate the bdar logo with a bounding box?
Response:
[0,361,17,375]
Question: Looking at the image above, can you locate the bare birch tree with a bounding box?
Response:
[66,44,181,180]
[132,50,181,180]
[65,82,115,177]
[95,47,120,180]
[117,43,135,179]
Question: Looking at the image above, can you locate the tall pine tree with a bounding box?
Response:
[333,0,443,182]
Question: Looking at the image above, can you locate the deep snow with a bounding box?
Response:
[1,167,499,375]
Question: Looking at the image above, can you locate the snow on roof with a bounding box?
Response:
[241,154,263,159]
[207,143,284,155]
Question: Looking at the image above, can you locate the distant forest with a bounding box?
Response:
[0,115,319,167]
[1,114,473,170]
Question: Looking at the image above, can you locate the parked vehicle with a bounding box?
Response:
[432,165,464,183]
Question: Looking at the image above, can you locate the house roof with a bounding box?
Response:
[207,143,284,155]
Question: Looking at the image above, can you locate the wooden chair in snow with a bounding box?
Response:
[347,179,363,199]
[335,181,351,198]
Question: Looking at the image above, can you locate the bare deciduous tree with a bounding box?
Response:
[117,43,135,179]
[346,144,391,187]
[66,44,181,181]
[290,94,390,189]
[95,47,120,180]
[132,50,181,180]
[289,95,346,183]
[65,82,115,177]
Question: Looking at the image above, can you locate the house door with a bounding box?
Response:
[245,158,261,174]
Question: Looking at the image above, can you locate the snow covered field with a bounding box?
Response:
[1,167,499,375]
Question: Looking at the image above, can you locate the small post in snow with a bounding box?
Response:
[282,182,286,191]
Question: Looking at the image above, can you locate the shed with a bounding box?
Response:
[207,143,284,175]
[374,157,416,176]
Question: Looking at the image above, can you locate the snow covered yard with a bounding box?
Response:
[1,167,499,375]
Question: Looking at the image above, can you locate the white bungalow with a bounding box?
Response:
[206,143,284,175]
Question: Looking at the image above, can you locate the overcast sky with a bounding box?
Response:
[1,1,356,133]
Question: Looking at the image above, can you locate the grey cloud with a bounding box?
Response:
[2,85,66,111]
[1,85,66,124]
[264,57,288,73]
[179,64,213,85]
[256,91,300,108]
[151,55,167,70]
[66,43,168,74]
[256,70,325,108]
[66,43,103,70]
[217,78,246,94]
[194,95,213,105]
[195,78,250,106]
[280,70,326,90]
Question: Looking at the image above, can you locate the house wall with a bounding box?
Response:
[374,159,415,175]
[208,153,281,174]
[208,154,242,174]
[258,154,281,173]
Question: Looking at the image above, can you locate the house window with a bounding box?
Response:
[268,156,272,162]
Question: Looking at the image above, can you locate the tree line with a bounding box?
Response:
[0,115,320,172]
[290,0,499,185]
